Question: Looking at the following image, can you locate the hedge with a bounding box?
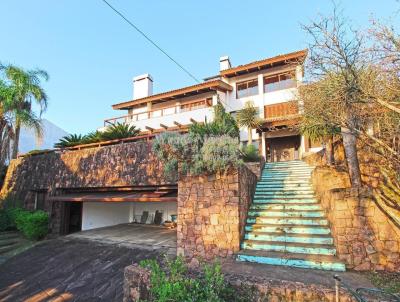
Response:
[0,208,49,240]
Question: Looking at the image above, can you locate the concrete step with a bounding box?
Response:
[241,240,336,255]
[247,210,325,218]
[254,194,316,199]
[252,198,319,204]
[256,184,313,189]
[259,178,311,183]
[244,232,333,245]
[0,238,21,247]
[255,191,315,195]
[250,204,322,211]
[246,216,329,226]
[236,250,345,271]
[245,224,332,235]
[0,241,24,255]
[0,231,20,240]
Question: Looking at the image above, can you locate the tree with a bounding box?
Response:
[298,97,341,166]
[301,7,369,187]
[236,101,262,145]
[0,64,48,159]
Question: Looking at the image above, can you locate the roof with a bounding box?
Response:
[220,49,308,78]
[112,79,232,110]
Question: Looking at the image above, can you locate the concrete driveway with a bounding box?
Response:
[68,223,176,255]
[0,224,176,301]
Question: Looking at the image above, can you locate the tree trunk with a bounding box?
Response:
[326,135,335,166]
[341,126,362,187]
[247,128,253,145]
[12,122,21,159]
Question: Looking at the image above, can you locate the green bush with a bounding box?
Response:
[201,136,241,173]
[0,207,48,240]
[140,257,255,302]
[0,207,25,231]
[240,144,261,162]
[17,210,48,240]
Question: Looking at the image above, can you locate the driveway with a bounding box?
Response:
[0,224,176,302]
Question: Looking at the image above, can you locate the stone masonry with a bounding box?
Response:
[177,165,257,265]
[312,166,400,271]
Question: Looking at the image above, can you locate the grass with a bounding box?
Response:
[368,271,400,294]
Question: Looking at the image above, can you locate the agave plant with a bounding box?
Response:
[54,134,85,148]
[100,122,140,141]
[82,131,102,144]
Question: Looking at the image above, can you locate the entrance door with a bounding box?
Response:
[62,202,82,234]
[267,135,300,162]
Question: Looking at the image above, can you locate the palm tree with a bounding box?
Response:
[236,101,262,145]
[0,64,48,158]
[299,120,340,166]
[0,80,15,168]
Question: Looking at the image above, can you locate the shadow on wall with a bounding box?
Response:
[0,141,176,232]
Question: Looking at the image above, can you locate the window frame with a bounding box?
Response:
[263,72,296,93]
[236,78,259,99]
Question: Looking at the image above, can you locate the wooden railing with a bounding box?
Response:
[104,98,212,126]
[264,101,299,120]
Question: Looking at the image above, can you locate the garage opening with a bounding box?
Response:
[50,185,177,233]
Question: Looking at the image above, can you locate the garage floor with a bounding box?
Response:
[67,223,176,255]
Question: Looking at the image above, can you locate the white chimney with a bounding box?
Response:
[133,74,153,99]
[219,56,231,71]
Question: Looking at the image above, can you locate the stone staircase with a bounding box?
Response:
[237,160,346,271]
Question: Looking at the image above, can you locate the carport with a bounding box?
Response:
[48,185,177,234]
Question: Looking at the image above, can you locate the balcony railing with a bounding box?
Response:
[104,98,212,126]
[264,101,299,121]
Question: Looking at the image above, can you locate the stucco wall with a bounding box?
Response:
[82,202,132,230]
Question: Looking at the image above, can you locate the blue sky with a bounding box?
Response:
[1,0,399,134]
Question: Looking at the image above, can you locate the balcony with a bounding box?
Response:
[104,98,213,131]
[264,101,300,122]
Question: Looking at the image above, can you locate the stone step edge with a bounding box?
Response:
[242,239,336,250]
[243,231,333,239]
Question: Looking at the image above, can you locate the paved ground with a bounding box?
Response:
[223,259,374,290]
[67,223,176,255]
[0,224,175,302]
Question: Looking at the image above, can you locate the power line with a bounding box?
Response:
[100,0,200,83]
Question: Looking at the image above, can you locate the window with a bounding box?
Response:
[236,79,258,98]
[180,98,212,112]
[264,72,296,93]
[34,191,47,210]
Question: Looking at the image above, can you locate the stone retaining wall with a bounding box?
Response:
[1,141,174,205]
[123,264,356,302]
[312,167,400,271]
[177,165,257,266]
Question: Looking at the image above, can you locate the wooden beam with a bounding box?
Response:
[173,121,182,127]
[160,123,168,130]
[145,126,154,132]
[190,118,197,124]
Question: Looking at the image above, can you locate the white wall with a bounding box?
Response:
[132,202,177,224]
[81,201,178,231]
[82,202,131,231]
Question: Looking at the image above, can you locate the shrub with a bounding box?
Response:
[201,136,241,173]
[17,210,48,240]
[240,144,261,162]
[0,207,25,231]
[140,257,255,302]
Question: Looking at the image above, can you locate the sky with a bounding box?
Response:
[1,0,399,134]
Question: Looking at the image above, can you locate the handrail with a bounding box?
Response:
[104,98,212,126]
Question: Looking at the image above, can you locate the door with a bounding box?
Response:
[62,202,82,234]
[267,135,300,162]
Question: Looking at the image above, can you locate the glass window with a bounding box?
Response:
[236,79,259,99]
[264,72,296,93]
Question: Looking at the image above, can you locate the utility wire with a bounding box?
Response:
[100,0,201,83]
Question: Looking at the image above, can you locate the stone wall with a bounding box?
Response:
[312,167,400,271]
[244,157,265,180]
[177,165,257,266]
[1,141,174,205]
[0,141,175,234]
[123,264,356,302]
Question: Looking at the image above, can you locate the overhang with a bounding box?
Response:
[48,186,177,203]
[112,80,232,110]
[220,49,307,78]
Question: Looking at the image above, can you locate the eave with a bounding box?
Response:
[112,80,232,110]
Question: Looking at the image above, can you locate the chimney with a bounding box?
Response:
[219,56,231,71]
[133,74,153,99]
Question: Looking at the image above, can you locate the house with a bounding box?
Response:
[104,49,321,162]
